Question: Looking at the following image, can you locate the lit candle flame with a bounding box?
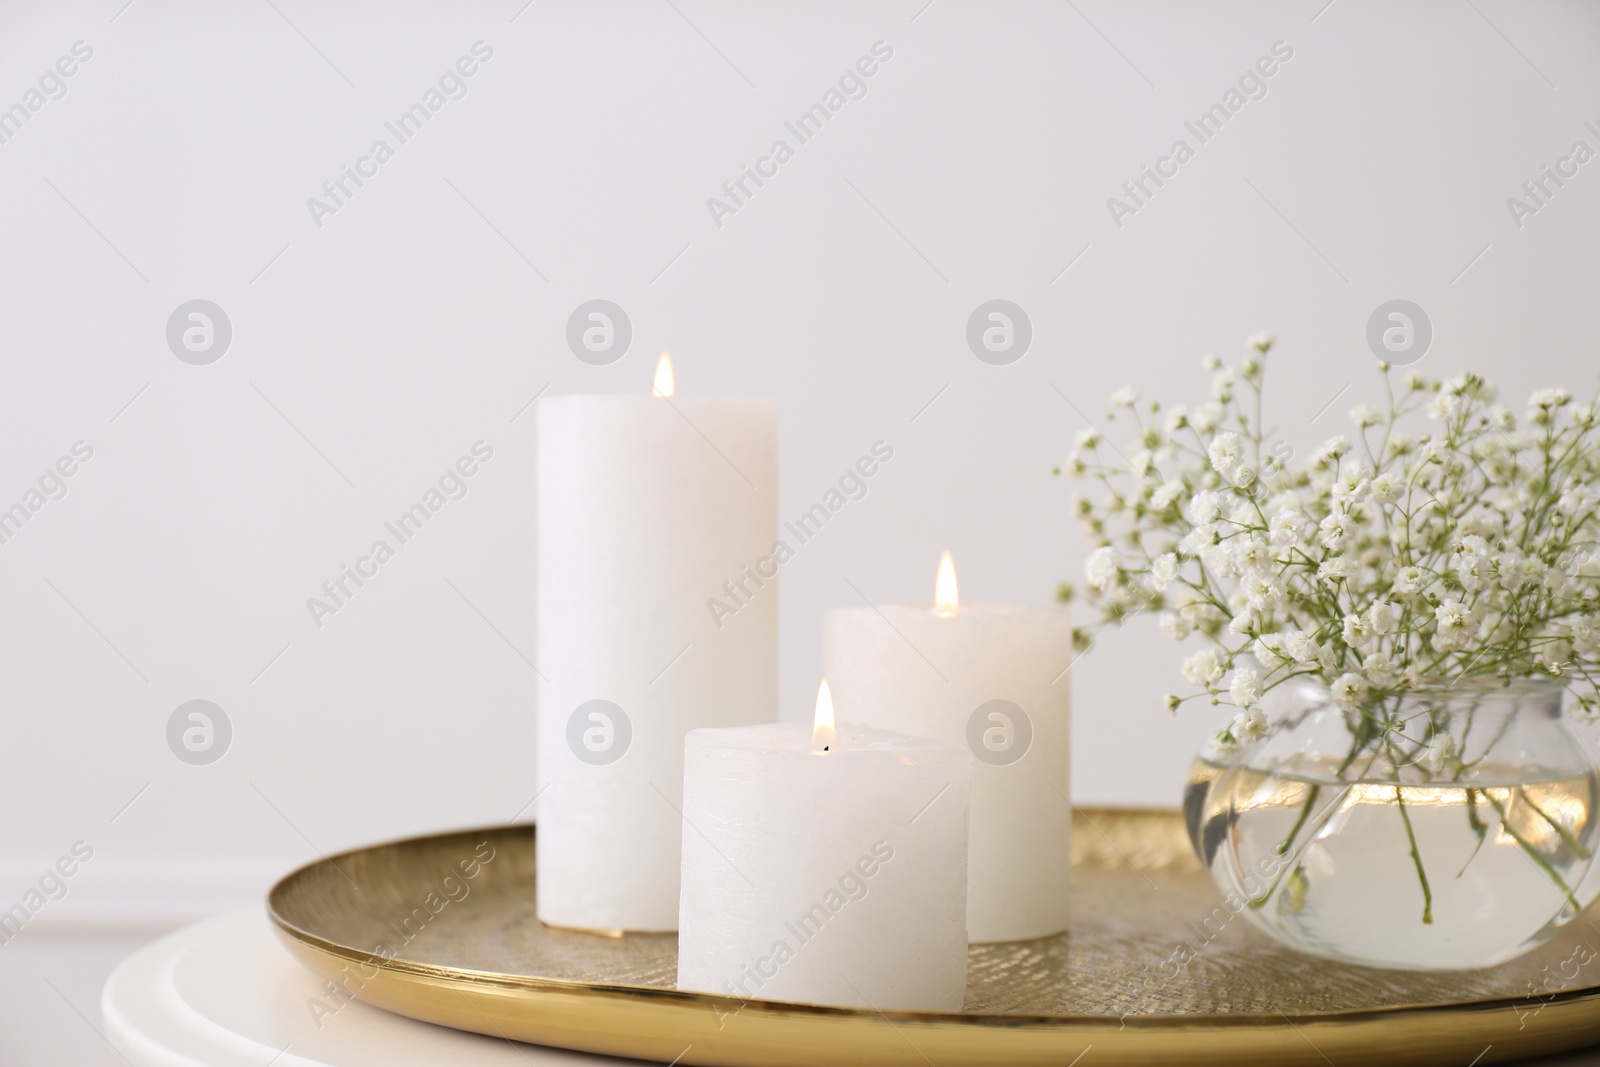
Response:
[935,550,959,616]
[652,352,675,398]
[813,680,836,752]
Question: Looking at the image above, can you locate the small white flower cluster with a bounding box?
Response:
[1060,337,1600,738]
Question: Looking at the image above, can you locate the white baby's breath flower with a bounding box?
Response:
[1150,481,1185,509]
[1422,734,1459,776]
[1318,556,1355,584]
[1362,651,1400,687]
[1110,386,1139,408]
[1329,672,1368,710]
[1428,392,1463,421]
[1189,490,1224,524]
[1229,668,1263,708]
[1191,402,1224,432]
[1269,509,1308,547]
[1067,337,1600,735]
[1085,546,1120,591]
[1183,648,1226,686]
[1233,707,1269,741]
[1350,404,1381,428]
[1530,387,1572,410]
[1201,353,1222,371]
[1367,599,1400,634]
[1159,612,1193,640]
[1332,468,1370,503]
[1211,371,1236,404]
[1074,428,1101,449]
[1150,553,1180,591]
[1248,332,1275,353]
[1314,436,1353,466]
[1433,598,1475,649]
[1255,632,1287,662]
[1178,525,1214,558]
[1319,511,1355,550]
[1230,536,1271,573]
[1369,471,1403,504]
[1342,613,1373,651]
[1208,432,1245,479]
[1392,565,1428,600]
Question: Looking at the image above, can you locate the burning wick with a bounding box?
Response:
[652,352,675,398]
[813,680,835,753]
[935,550,959,618]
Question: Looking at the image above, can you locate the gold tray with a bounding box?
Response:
[268,809,1600,1066]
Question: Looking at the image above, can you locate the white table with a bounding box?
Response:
[102,909,631,1067]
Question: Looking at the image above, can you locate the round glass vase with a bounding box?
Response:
[1185,677,1600,971]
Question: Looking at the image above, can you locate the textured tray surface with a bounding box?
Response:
[267,810,1600,1065]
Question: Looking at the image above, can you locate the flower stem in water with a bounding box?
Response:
[1482,789,1583,913]
[1277,784,1321,856]
[1394,785,1435,925]
[1518,786,1593,859]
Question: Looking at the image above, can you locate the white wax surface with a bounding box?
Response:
[822,603,1073,942]
[677,723,970,1011]
[536,394,777,932]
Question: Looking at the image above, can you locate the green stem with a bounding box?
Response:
[1482,790,1583,913]
[1394,785,1435,924]
[1457,788,1490,878]
[1277,784,1321,856]
[1518,786,1593,860]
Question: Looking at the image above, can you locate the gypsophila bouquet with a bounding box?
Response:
[1057,335,1600,749]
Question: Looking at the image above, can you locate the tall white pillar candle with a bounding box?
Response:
[536,356,777,932]
[677,685,971,1010]
[822,553,1072,942]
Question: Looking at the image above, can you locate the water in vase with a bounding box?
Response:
[1185,756,1600,970]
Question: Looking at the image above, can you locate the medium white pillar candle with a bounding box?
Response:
[536,355,777,932]
[822,553,1072,942]
[677,684,971,1010]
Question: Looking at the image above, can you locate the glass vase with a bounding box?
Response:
[1185,677,1600,970]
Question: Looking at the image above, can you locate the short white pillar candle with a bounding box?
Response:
[822,553,1073,942]
[677,683,971,1011]
[536,354,778,933]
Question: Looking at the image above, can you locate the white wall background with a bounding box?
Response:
[3,0,1600,1060]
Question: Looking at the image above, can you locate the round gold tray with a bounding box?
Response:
[268,809,1600,1065]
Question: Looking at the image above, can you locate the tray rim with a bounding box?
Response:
[265,813,1600,1031]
